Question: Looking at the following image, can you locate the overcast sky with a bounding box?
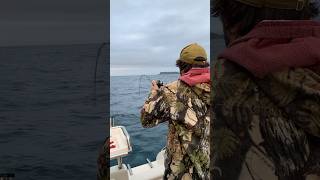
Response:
[0,0,107,46]
[111,0,210,76]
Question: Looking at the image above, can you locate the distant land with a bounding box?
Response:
[159,72,179,75]
[211,33,224,39]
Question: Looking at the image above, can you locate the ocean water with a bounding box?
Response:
[110,74,179,167]
[0,44,108,180]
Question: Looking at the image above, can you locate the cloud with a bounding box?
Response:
[111,0,210,75]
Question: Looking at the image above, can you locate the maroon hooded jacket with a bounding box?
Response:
[213,20,320,180]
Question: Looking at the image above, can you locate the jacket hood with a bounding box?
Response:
[179,68,211,86]
[219,20,320,78]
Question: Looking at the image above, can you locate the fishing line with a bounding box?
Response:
[138,75,152,95]
[94,42,107,83]
[93,42,107,101]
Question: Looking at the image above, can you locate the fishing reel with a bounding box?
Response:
[156,80,164,87]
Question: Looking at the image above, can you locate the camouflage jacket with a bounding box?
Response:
[141,80,210,180]
[212,59,320,180]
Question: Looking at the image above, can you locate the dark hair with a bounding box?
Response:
[212,0,319,37]
[176,58,209,73]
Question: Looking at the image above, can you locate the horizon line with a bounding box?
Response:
[0,42,109,48]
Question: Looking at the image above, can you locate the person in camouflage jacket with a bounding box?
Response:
[141,43,211,180]
[211,0,320,179]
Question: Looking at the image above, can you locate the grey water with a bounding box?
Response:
[0,44,107,180]
[110,74,179,167]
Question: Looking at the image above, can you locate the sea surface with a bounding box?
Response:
[0,38,226,179]
[0,44,108,180]
[110,74,179,167]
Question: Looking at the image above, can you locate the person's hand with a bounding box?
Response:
[149,80,159,97]
[151,80,159,91]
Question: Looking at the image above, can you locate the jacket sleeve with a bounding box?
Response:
[256,68,320,138]
[140,88,171,128]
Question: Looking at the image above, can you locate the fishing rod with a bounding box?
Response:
[94,42,107,83]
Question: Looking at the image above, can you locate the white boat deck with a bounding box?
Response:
[110,150,165,180]
[110,124,165,180]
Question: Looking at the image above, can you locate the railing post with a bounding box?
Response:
[117,157,123,169]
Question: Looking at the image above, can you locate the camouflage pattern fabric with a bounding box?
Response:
[211,59,320,180]
[141,80,210,180]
